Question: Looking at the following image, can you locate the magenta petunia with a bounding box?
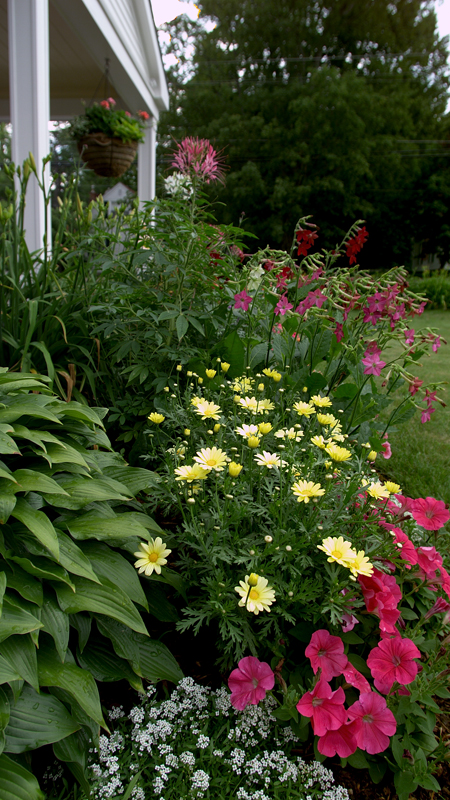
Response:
[367,637,420,691]
[348,692,396,754]
[317,720,359,758]
[228,656,275,710]
[296,678,347,737]
[305,629,348,681]
[416,546,443,579]
[359,570,402,634]
[342,660,371,693]
[411,497,450,531]
[392,527,418,568]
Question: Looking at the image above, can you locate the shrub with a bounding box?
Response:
[407,274,450,309]
[0,369,182,799]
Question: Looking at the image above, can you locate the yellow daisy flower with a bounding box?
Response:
[325,444,352,462]
[271,371,282,383]
[258,422,273,435]
[254,451,285,469]
[262,368,275,378]
[134,538,171,576]
[367,482,390,500]
[317,537,357,567]
[293,401,315,417]
[191,396,203,407]
[384,481,401,495]
[205,369,217,378]
[311,435,328,449]
[316,413,338,426]
[194,400,222,420]
[221,362,230,373]
[148,412,165,424]
[291,480,325,503]
[258,398,275,412]
[236,423,259,438]
[229,461,243,476]
[235,574,276,614]
[175,464,210,482]
[233,377,254,393]
[311,395,333,408]
[194,447,228,471]
[247,436,261,448]
[348,550,374,578]
[238,396,259,413]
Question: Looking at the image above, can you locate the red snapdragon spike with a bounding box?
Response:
[348,692,396,754]
[228,656,275,710]
[367,637,420,691]
[305,629,348,681]
[346,226,368,264]
[411,498,450,531]
[296,678,347,737]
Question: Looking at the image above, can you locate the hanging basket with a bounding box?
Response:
[77,133,138,178]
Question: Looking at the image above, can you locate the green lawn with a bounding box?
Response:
[380,310,450,503]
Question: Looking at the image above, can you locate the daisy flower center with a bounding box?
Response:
[249,589,259,600]
[149,553,158,562]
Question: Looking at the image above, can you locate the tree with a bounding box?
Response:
[158,0,450,268]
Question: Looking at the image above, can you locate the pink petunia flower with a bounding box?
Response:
[318,720,359,758]
[416,546,443,579]
[342,660,371,693]
[367,637,420,691]
[106,96,116,107]
[348,692,396,754]
[392,528,419,568]
[411,497,450,531]
[342,613,359,633]
[274,295,293,316]
[100,100,110,109]
[437,566,450,600]
[305,630,348,681]
[296,678,347,736]
[359,570,402,634]
[234,289,253,312]
[228,656,275,710]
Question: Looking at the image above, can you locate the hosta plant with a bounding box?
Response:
[0,369,182,799]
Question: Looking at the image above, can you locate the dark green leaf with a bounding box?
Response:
[4,685,79,752]
[54,577,148,634]
[0,634,39,692]
[76,642,144,691]
[0,599,43,643]
[0,753,45,800]
[40,593,69,662]
[37,640,105,726]
[78,542,148,609]
[11,499,59,559]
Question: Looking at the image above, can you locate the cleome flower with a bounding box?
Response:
[293,401,315,417]
[134,538,171,576]
[194,400,222,420]
[175,463,210,482]
[236,423,259,438]
[148,412,165,424]
[235,574,276,614]
[194,447,227,471]
[311,394,333,408]
[317,537,356,568]
[254,451,286,469]
[291,480,325,503]
[325,444,352,462]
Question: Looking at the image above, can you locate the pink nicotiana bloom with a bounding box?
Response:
[274,295,293,316]
[234,289,253,312]
[409,376,423,396]
[411,497,450,531]
[171,137,225,183]
[432,335,441,352]
[361,350,387,377]
[317,720,359,758]
[305,630,348,681]
[228,656,275,710]
[404,329,415,345]
[348,692,396,754]
[342,660,371,693]
[296,678,347,736]
[421,406,435,424]
[334,322,344,343]
[367,637,420,692]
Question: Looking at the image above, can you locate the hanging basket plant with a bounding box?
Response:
[69,98,150,178]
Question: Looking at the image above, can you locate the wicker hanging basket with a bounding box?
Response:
[77,133,138,178]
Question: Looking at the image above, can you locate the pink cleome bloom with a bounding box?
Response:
[367,637,420,692]
[348,692,396,754]
[305,630,348,681]
[318,720,359,758]
[411,497,450,531]
[234,289,253,312]
[171,136,225,183]
[228,656,275,710]
[296,678,347,736]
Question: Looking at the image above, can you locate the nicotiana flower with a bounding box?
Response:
[348,692,396,754]
[254,451,285,469]
[175,463,209,482]
[228,656,275,710]
[235,574,276,614]
[367,637,421,692]
[194,400,222,420]
[291,480,325,503]
[317,537,356,567]
[411,496,450,531]
[194,447,227,471]
[134,538,171,576]
[305,630,348,681]
[148,412,165,424]
[234,290,253,311]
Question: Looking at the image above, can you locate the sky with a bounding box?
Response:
[151,0,450,38]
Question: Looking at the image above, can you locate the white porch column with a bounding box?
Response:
[8,0,51,253]
[138,116,157,206]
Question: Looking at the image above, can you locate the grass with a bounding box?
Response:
[380,310,450,503]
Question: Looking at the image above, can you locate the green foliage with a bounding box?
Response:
[407,274,450,309]
[68,102,146,144]
[0,370,182,794]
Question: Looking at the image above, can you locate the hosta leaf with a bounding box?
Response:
[0,635,39,691]
[37,641,105,726]
[120,511,163,534]
[54,577,148,634]
[0,571,6,614]
[43,476,132,510]
[69,614,91,654]
[0,494,16,524]
[79,541,148,609]
[0,685,10,732]
[12,470,69,496]
[0,469,17,484]
[0,656,21,684]
[4,684,79,752]
[57,404,105,426]
[11,498,59,559]
[97,618,183,684]
[76,642,144,691]
[103,465,159,494]
[45,443,89,468]
[53,731,92,796]
[0,753,45,800]
[40,593,69,661]
[0,433,19,455]
[10,555,75,590]
[0,599,43,643]
[0,397,62,425]
[66,516,151,542]
[4,563,43,606]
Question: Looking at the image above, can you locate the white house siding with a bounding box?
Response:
[97,0,149,91]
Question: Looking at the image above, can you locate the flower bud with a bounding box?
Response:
[247,436,260,448]
[228,461,243,477]
[221,362,230,373]
[248,573,259,586]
